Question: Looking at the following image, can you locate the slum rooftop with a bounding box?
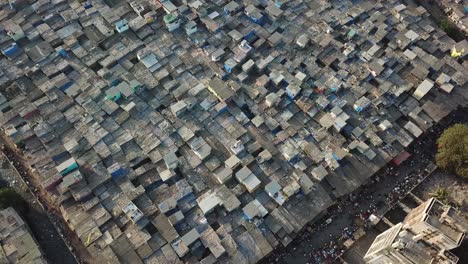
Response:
[0,0,467,263]
[0,207,47,264]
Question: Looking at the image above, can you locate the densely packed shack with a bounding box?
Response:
[0,0,467,263]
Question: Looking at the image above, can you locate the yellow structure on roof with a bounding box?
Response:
[86,232,93,246]
[451,47,464,58]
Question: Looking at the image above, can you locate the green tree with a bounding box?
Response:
[0,187,28,215]
[429,188,449,204]
[439,19,456,35]
[436,124,468,178]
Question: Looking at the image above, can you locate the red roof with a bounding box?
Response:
[392,151,411,166]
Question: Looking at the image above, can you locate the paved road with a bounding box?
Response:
[261,108,467,264]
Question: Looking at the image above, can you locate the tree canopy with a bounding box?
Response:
[430,188,449,204]
[439,19,456,35]
[436,124,468,178]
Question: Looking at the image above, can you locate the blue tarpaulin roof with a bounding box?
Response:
[59,81,73,91]
[2,43,19,57]
[111,167,127,179]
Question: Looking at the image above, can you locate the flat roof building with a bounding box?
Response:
[403,198,467,251]
[364,198,466,264]
[364,223,459,264]
[0,207,47,264]
[208,78,234,101]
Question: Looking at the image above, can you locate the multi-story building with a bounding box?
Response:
[364,198,466,264]
[364,223,459,264]
[404,198,467,251]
